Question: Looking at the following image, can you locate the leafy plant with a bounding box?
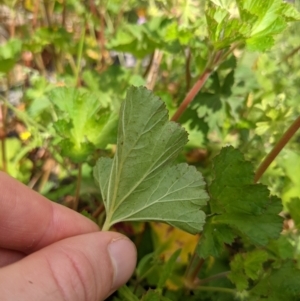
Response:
[1,0,300,300]
[94,86,208,233]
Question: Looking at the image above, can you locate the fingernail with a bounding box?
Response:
[108,238,137,289]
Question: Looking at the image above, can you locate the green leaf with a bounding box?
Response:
[157,249,181,290]
[214,195,282,245]
[206,0,299,51]
[49,87,117,162]
[0,38,22,73]
[287,198,300,229]
[197,221,236,258]
[251,262,300,300]
[228,250,269,291]
[141,290,172,301]
[197,146,283,258]
[94,86,208,234]
[246,35,274,51]
[117,285,139,301]
[281,2,300,21]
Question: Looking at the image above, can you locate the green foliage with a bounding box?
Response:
[94,86,208,233]
[157,249,181,290]
[49,87,118,162]
[141,290,172,301]
[197,147,283,258]
[1,0,300,300]
[228,250,269,291]
[0,38,22,73]
[251,262,300,300]
[206,0,300,51]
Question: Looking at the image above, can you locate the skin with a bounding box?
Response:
[0,171,137,301]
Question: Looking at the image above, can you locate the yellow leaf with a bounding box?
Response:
[151,222,199,264]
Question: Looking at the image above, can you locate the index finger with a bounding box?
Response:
[0,172,99,253]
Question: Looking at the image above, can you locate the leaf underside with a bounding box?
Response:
[94,86,208,234]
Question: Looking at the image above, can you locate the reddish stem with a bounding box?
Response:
[171,69,212,122]
[254,115,300,183]
[171,50,226,122]
[32,0,40,29]
[92,204,105,218]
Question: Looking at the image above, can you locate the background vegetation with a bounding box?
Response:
[1,0,300,300]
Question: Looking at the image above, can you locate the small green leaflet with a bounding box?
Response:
[228,250,269,291]
[94,86,208,234]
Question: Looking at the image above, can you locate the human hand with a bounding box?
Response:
[0,172,137,301]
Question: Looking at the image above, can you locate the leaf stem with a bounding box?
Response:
[73,163,82,211]
[185,48,192,92]
[184,252,205,288]
[282,45,300,63]
[196,286,236,294]
[75,22,86,87]
[171,49,227,122]
[102,218,110,231]
[254,115,300,183]
[194,271,230,286]
[43,0,52,27]
[146,49,163,90]
[92,203,105,218]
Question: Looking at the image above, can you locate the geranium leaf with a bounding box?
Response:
[94,86,208,234]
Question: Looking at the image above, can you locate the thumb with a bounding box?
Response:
[0,232,137,301]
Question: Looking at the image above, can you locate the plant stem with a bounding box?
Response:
[190,258,205,283]
[92,203,105,218]
[254,115,300,183]
[282,45,300,63]
[61,0,67,27]
[98,6,106,69]
[171,68,212,122]
[3,98,47,132]
[73,163,82,211]
[184,251,205,288]
[146,49,163,90]
[196,286,236,294]
[43,0,52,27]
[32,0,40,29]
[171,46,237,122]
[75,23,86,87]
[102,218,110,231]
[185,48,192,92]
[194,271,230,286]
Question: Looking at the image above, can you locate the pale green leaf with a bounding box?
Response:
[94,86,208,234]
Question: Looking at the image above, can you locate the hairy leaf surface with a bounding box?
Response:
[94,86,208,234]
